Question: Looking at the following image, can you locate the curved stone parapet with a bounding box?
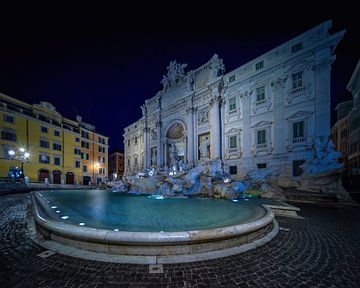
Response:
[31,191,276,260]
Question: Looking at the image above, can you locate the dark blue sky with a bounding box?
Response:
[0,0,358,152]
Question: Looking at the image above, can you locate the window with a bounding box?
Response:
[81,141,89,149]
[1,130,16,142]
[257,163,267,169]
[3,114,15,124]
[134,157,138,166]
[291,42,303,53]
[53,143,62,151]
[293,160,305,176]
[230,166,237,175]
[74,148,81,155]
[81,130,89,139]
[134,137,138,145]
[293,121,304,138]
[99,168,105,174]
[54,130,60,137]
[127,159,130,166]
[75,137,80,142]
[41,126,48,133]
[229,75,236,83]
[81,152,89,160]
[229,135,237,149]
[257,129,266,145]
[75,160,81,168]
[292,71,303,89]
[40,139,50,148]
[229,97,236,112]
[255,60,264,70]
[256,86,265,103]
[98,146,105,153]
[39,154,50,164]
[341,129,347,139]
[103,157,105,163]
[128,140,130,147]
[135,125,137,129]
[83,165,88,172]
[54,157,61,166]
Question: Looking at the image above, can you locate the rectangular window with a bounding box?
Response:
[257,163,267,169]
[134,137,137,145]
[3,114,15,124]
[53,143,62,151]
[75,160,81,168]
[40,139,50,148]
[41,126,48,133]
[1,130,17,142]
[257,129,266,144]
[229,135,237,149]
[54,130,60,137]
[229,75,236,83]
[293,121,304,138]
[256,86,266,102]
[81,141,89,149]
[74,148,81,155]
[291,42,303,53]
[75,137,80,142]
[255,60,264,70]
[54,157,60,166]
[128,140,130,146]
[98,146,105,153]
[83,165,88,172]
[128,159,130,166]
[229,166,237,175]
[229,97,236,111]
[81,152,89,160]
[293,160,305,176]
[39,155,50,164]
[99,168,105,174]
[81,130,89,139]
[292,71,303,89]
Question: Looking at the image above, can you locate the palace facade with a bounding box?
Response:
[124,21,345,178]
[0,93,109,184]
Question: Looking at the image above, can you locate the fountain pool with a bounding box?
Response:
[31,189,277,263]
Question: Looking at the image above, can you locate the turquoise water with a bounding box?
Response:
[38,190,264,232]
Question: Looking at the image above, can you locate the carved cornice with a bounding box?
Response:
[270,76,287,90]
[155,121,162,128]
[311,55,336,75]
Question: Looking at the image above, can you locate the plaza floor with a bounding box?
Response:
[1,193,360,288]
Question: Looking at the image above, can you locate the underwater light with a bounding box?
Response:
[51,206,57,209]
[232,199,239,202]
[114,229,119,232]
[61,216,69,219]
[79,222,85,226]
[55,210,61,213]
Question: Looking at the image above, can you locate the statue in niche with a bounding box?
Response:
[169,143,180,166]
[151,150,157,166]
[198,108,209,125]
[209,54,225,78]
[199,136,210,159]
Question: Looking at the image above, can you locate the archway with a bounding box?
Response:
[53,170,61,184]
[38,169,49,183]
[66,172,74,184]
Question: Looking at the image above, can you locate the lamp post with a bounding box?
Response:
[8,148,30,181]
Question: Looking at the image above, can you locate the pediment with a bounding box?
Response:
[251,120,272,128]
[286,110,313,120]
[225,128,241,135]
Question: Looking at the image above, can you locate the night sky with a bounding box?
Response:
[0,1,358,152]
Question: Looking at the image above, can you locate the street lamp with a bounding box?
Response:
[8,148,30,181]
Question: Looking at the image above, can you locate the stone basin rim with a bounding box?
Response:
[31,191,274,245]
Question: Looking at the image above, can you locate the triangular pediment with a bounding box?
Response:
[286,110,313,120]
[251,120,272,128]
[225,128,241,135]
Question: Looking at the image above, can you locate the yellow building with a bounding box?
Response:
[0,92,108,184]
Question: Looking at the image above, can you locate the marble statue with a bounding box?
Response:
[209,54,225,78]
[199,137,210,159]
[151,150,157,166]
[160,60,188,91]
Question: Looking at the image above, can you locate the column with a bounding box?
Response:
[272,77,286,156]
[210,93,221,160]
[186,107,194,167]
[143,127,150,169]
[156,120,162,167]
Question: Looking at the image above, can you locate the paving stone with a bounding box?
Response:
[1,194,360,287]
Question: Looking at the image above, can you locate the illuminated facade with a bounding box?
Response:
[108,152,125,180]
[124,21,345,178]
[0,93,108,184]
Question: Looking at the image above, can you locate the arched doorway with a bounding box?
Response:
[38,169,49,183]
[66,172,74,184]
[83,176,91,186]
[165,121,186,166]
[53,170,61,184]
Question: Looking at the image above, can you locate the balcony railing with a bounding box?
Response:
[256,99,266,106]
[290,86,305,95]
[257,143,267,149]
[292,137,306,144]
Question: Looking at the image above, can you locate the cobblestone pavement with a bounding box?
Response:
[1,194,360,288]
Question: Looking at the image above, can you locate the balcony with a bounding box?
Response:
[292,137,306,144]
[257,143,267,149]
[256,99,266,106]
